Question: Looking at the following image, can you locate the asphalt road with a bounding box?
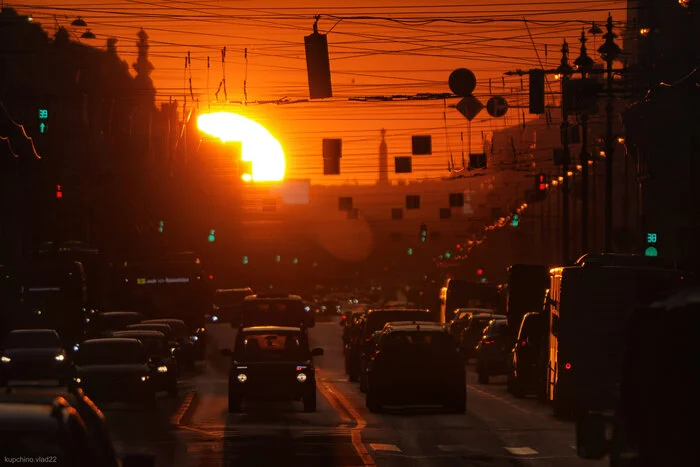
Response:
[101,317,609,467]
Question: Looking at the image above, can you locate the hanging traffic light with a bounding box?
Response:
[511,214,520,227]
[242,256,249,265]
[407,247,414,256]
[275,255,281,263]
[293,257,299,264]
[444,251,452,259]
[55,184,63,199]
[158,220,164,233]
[420,223,428,242]
[477,268,483,276]
[529,69,545,114]
[208,229,216,242]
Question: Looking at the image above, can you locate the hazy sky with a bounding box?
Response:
[11,1,628,183]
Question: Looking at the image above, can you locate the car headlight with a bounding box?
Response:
[211,315,219,322]
[73,377,82,383]
[236,373,247,383]
[54,354,65,362]
[141,376,149,382]
[296,373,308,383]
[192,335,199,342]
[157,365,168,373]
[72,344,80,352]
[1,356,10,363]
[170,347,177,354]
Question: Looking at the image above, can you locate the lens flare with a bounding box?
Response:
[197,112,285,182]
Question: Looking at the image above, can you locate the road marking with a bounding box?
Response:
[171,391,197,425]
[317,379,353,424]
[317,368,376,466]
[467,383,536,416]
[504,447,539,456]
[370,443,401,452]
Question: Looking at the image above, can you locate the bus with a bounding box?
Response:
[12,260,89,346]
[116,257,212,329]
[545,258,684,418]
[439,279,503,323]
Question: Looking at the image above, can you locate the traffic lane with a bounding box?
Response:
[313,321,526,467]
[465,369,607,467]
[176,324,365,467]
[102,379,194,467]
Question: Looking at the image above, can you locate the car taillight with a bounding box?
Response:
[520,340,527,346]
[564,362,572,370]
[364,337,372,343]
[483,339,496,345]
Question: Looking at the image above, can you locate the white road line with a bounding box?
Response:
[505,447,539,456]
[369,443,402,453]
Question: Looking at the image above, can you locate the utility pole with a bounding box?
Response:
[574,29,594,253]
[598,14,621,252]
[558,40,574,264]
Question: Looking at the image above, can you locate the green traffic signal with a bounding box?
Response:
[242,256,249,264]
[208,229,216,242]
[158,220,164,233]
[407,247,413,256]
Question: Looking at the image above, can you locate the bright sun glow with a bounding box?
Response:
[197,112,285,182]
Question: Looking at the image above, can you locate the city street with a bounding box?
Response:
[103,319,608,467]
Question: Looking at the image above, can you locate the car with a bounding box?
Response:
[474,318,510,384]
[71,338,156,407]
[0,329,70,386]
[507,311,547,398]
[459,312,505,358]
[0,386,120,467]
[220,326,324,413]
[345,308,437,382]
[111,330,178,397]
[209,287,254,324]
[125,323,175,343]
[142,318,197,371]
[0,398,154,467]
[86,311,143,339]
[448,308,496,342]
[364,321,466,413]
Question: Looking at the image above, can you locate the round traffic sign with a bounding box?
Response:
[486,96,509,117]
[448,68,477,97]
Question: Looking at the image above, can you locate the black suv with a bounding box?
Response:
[365,321,466,413]
[221,326,324,413]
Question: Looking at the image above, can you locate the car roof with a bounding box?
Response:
[111,330,165,338]
[8,329,58,335]
[455,308,496,313]
[81,338,142,346]
[127,323,171,329]
[368,308,429,313]
[0,403,60,431]
[385,322,448,332]
[142,318,185,324]
[216,288,253,293]
[240,326,303,333]
[245,294,302,300]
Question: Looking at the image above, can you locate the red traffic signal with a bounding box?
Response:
[56,184,63,199]
[477,268,483,276]
[536,173,547,191]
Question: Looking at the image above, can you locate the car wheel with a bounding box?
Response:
[451,388,467,413]
[478,371,489,384]
[366,387,382,413]
[303,390,317,412]
[228,392,242,413]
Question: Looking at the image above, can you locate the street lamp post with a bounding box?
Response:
[557,40,574,264]
[598,14,622,252]
[574,29,594,253]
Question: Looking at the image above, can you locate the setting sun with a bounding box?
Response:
[197,112,286,182]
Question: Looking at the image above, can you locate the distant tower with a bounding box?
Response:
[378,128,388,184]
[133,29,155,107]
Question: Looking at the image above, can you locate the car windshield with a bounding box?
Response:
[77,342,146,365]
[128,325,172,339]
[236,333,306,361]
[129,336,167,357]
[383,331,457,357]
[4,332,60,349]
[161,321,187,339]
[485,320,509,337]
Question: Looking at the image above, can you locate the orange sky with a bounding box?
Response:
[12,0,628,184]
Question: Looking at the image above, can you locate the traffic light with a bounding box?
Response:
[536,173,547,191]
[293,257,299,264]
[208,229,215,242]
[444,251,452,259]
[242,256,249,265]
[477,268,483,276]
[420,223,428,242]
[645,232,659,257]
[529,69,545,114]
[511,214,520,227]
[55,184,62,199]
[158,220,164,233]
[275,255,281,263]
[407,247,413,256]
